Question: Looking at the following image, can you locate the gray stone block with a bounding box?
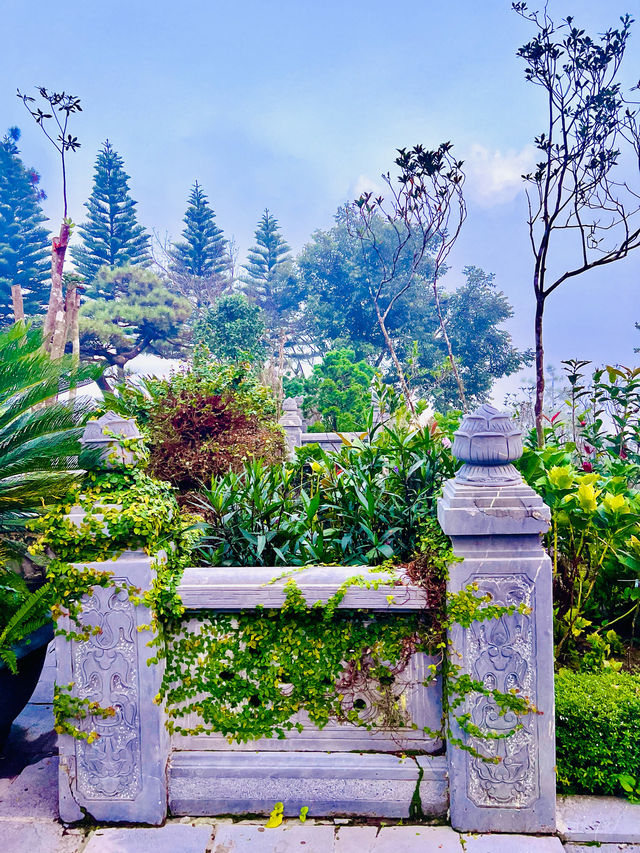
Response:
[169,751,448,818]
[212,823,336,852]
[56,551,170,825]
[30,643,56,703]
[0,756,59,819]
[177,564,427,610]
[564,845,640,852]
[83,824,214,853]
[461,834,563,851]
[557,795,640,843]
[0,821,85,853]
[335,825,461,852]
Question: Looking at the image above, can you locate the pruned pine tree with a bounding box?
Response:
[169,181,229,307]
[242,209,291,309]
[79,265,191,388]
[71,140,150,286]
[0,128,50,324]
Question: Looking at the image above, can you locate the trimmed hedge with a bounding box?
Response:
[556,669,640,795]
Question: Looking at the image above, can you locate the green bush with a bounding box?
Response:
[556,669,640,796]
[105,358,285,498]
[196,417,456,567]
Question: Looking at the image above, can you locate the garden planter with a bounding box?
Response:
[0,622,54,751]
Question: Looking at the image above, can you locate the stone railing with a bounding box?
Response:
[279,396,383,455]
[56,405,556,832]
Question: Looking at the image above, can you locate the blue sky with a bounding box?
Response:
[2,0,639,395]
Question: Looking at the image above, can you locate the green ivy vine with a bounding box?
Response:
[36,468,537,765]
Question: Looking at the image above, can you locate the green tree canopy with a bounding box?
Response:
[296,209,431,362]
[288,348,375,431]
[71,140,150,284]
[193,293,266,363]
[79,265,191,385]
[405,266,533,408]
[294,211,529,410]
[0,128,50,323]
[170,181,229,307]
[242,209,291,312]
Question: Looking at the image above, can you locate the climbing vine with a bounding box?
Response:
[35,463,537,762]
[159,521,536,755]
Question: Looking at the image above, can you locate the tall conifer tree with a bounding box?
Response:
[242,209,291,307]
[71,140,150,287]
[169,181,229,307]
[0,127,50,323]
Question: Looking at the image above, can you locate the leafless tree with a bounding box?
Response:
[17,87,82,358]
[352,142,467,411]
[513,4,640,445]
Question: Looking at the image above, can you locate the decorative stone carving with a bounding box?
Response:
[438,404,556,834]
[56,552,169,824]
[73,583,142,800]
[80,411,141,468]
[465,574,537,808]
[452,403,523,485]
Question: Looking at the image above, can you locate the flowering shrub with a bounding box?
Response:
[518,442,640,666]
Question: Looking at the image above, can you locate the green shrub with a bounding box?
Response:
[556,669,640,796]
[196,417,456,567]
[105,358,285,498]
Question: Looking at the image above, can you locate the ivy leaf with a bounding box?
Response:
[266,801,284,828]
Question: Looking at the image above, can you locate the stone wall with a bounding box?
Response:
[55,405,556,832]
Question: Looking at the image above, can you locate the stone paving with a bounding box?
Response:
[1,652,639,852]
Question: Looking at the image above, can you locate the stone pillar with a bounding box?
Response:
[437,404,555,834]
[280,397,303,455]
[57,412,168,824]
[56,551,169,824]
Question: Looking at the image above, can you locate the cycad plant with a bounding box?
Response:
[0,323,98,671]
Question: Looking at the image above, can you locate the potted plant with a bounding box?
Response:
[0,323,98,749]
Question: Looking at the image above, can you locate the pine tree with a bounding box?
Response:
[0,127,50,324]
[71,140,150,287]
[242,209,291,308]
[169,181,229,307]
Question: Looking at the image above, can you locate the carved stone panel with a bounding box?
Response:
[56,551,169,825]
[463,573,538,808]
[72,583,142,800]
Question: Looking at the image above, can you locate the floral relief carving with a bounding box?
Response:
[463,574,539,808]
[71,582,142,800]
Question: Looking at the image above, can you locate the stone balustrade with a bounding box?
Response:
[55,405,556,832]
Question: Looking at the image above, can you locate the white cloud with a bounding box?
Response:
[465,144,537,207]
[349,174,386,200]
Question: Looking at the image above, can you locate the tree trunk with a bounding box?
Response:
[432,280,467,412]
[11,285,24,323]
[373,299,414,412]
[66,287,81,401]
[534,294,545,448]
[45,222,71,358]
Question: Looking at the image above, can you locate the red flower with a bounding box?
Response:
[582,461,593,472]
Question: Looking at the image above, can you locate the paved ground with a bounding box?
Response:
[1,648,638,852]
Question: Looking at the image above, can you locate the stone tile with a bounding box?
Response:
[461,834,563,851]
[558,795,640,843]
[564,845,640,852]
[0,703,56,784]
[0,756,59,819]
[84,824,214,853]
[0,820,84,853]
[335,825,461,852]
[212,823,336,852]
